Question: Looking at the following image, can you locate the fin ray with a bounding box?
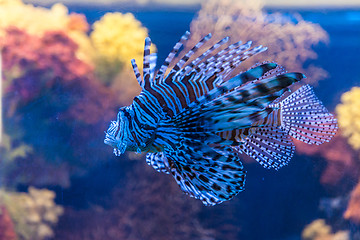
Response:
[279,85,338,145]
[237,126,295,170]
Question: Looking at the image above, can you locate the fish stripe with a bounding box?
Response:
[156,31,191,83]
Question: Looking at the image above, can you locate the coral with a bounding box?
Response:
[301,219,349,240]
[294,132,359,187]
[90,12,156,84]
[0,133,32,164]
[180,0,328,85]
[344,179,360,224]
[2,27,93,110]
[0,0,93,64]
[1,28,118,187]
[0,0,71,36]
[67,13,89,32]
[302,219,331,240]
[294,87,360,191]
[0,1,155,77]
[91,12,152,65]
[0,206,17,240]
[0,187,63,240]
[336,87,360,150]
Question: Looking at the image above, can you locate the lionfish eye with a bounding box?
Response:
[123,110,130,119]
[120,107,132,120]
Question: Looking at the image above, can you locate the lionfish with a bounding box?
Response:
[104,32,337,206]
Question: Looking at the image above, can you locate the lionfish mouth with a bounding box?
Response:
[104,121,118,148]
[104,135,116,147]
[104,133,123,156]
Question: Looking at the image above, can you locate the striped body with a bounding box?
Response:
[104,32,338,206]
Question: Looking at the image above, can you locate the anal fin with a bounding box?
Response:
[165,143,246,206]
[146,152,170,174]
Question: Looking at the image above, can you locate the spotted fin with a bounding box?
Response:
[279,84,338,145]
[237,126,295,170]
[165,142,246,206]
[146,152,169,174]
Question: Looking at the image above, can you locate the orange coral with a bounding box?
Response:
[179,0,328,85]
[67,13,89,32]
[344,180,360,224]
[0,206,17,240]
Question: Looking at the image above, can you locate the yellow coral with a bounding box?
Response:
[302,219,349,240]
[0,133,32,163]
[90,12,156,80]
[0,0,94,64]
[302,219,331,240]
[0,187,63,240]
[0,0,155,84]
[336,87,360,150]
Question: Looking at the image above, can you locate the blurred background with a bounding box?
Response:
[0,0,359,239]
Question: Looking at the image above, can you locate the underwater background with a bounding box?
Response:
[0,0,360,239]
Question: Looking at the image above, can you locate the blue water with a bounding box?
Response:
[297,9,360,110]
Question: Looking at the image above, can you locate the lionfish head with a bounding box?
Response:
[104,107,131,156]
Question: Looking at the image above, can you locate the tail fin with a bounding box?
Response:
[277,85,338,145]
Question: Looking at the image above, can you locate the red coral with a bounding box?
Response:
[1,27,40,70]
[39,31,92,81]
[2,27,94,105]
[2,27,115,121]
[344,180,360,224]
[0,206,17,240]
[294,131,359,186]
[2,27,118,186]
